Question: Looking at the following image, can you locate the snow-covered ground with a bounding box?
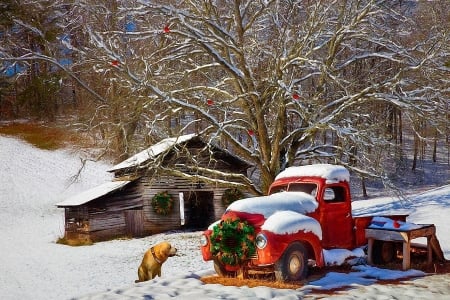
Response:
[0,135,449,300]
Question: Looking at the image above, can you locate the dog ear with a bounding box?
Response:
[155,242,171,260]
[162,243,172,256]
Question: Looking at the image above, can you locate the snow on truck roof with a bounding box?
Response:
[226,191,318,218]
[275,164,350,183]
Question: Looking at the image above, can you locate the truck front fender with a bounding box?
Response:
[200,229,213,261]
[254,230,324,267]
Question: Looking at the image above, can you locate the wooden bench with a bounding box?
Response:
[365,224,439,270]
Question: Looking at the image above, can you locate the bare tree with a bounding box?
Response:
[83,0,443,193]
[1,0,448,194]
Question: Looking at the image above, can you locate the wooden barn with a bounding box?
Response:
[56,134,251,243]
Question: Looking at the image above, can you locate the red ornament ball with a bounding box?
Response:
[393,220,400,228]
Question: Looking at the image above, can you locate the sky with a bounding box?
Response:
[0,134,449,300]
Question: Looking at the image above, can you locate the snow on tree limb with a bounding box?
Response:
[1,0,448,194]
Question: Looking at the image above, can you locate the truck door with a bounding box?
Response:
[319,185,354,249]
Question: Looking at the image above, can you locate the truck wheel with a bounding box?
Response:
[373,241,395,264]
[274,242,308,282]
[213,258,236,278]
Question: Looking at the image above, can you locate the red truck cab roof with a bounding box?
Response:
[269,164,350,194]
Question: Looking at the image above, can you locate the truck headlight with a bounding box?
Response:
[200,234,208,247]
[255,233,267,249]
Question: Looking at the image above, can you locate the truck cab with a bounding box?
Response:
[268,170,354,250]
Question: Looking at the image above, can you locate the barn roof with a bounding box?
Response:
[108,134,196,172]
[108,133,250,173]
[56,180,132,207]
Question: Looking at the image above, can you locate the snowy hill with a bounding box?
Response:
[0,135,449,300]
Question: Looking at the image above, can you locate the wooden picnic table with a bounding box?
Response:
[365,224,439,270]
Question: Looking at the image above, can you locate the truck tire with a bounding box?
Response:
[372,240,395,264]
[274,242,308,282]
[213,258,236,278]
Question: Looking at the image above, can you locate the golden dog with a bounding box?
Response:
[135,241,177,282]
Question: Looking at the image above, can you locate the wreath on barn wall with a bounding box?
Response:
[210,218,256,266]
[151,191,174,215]
[221,188,244,206]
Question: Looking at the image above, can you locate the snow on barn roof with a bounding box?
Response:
[108,134,196,172]
[275,164,350,183]
[56,180,131,207]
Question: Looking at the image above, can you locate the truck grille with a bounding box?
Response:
[210,218,257,264]
[223,236,258,260]
[223,236,239,248]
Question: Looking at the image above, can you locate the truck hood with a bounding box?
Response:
[262,211,322,239]
[225,191,318,219]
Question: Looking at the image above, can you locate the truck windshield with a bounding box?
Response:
[270,183,318,197]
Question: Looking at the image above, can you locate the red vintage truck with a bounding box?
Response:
[200,164,409,281]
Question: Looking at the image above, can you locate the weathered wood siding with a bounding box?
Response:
[140,176,231,234]
[138,145,249,234]
[63,180,145,242]
[124,209,145,237]
[90,180,144,241]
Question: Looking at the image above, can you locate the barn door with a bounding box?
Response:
[124,209,144,237]
[184,191,214,230]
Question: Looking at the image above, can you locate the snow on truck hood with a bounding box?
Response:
[226,191,318,218]
[262,211,322,239]
[275,164,350,184]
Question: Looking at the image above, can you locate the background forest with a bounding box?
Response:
[0,0,449,195]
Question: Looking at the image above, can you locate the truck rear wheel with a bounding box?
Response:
[373,241,396,264]
[274,242,308,282]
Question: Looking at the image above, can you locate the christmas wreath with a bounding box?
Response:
[210,218,256,266]
[221,188,244,206]
[151,191,174,215]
